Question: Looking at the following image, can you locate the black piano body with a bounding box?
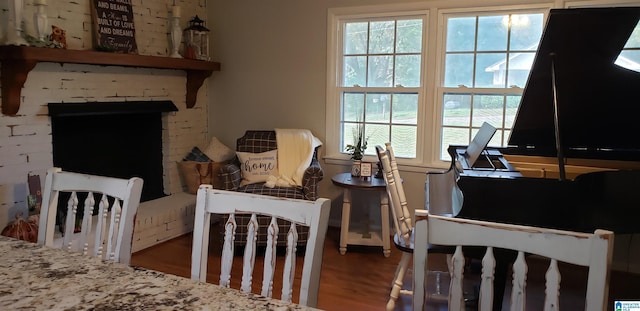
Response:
[448,7,640,235]
[442,8,640,309]
[451,143,640,234]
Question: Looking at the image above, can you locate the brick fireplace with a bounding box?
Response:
[48,101,178,202]
[0,61,209,227]
[0,0,210,229]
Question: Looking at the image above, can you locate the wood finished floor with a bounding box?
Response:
[131,226,640,311]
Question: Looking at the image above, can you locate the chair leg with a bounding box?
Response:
[390,253,403,289]
[387,251,412,311]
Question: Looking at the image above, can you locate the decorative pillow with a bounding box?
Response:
[236,149,278,186]
[183,147,211,162]
[203,137,236,162]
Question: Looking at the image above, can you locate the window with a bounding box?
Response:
[336,11,427,160]
[327,4,550,167]
[437,10,545,160]
[341,18,424,159]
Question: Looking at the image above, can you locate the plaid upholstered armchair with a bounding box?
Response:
[218,130,323,200]
[217,130,324,246]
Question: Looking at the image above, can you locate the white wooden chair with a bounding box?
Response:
[376,143,462,311]
[190,186,331,308]
[38,167,144,265]
[413,209,614,311]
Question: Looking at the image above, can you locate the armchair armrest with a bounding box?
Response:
[301,151,324,201]
[218,162,242,191]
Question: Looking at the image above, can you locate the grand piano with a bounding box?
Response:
[443,7,640,309]
[449,7,640,234]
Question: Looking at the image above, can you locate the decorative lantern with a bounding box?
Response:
[183,15,210,61]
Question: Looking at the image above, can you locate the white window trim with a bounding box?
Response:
[430,4,553,166]
[326,3,431,169]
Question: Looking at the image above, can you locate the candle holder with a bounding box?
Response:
[169,6,182,58]
[7,0,28,45]
[33,0,48,41]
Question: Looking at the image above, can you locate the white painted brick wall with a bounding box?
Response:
[0,0,210,228]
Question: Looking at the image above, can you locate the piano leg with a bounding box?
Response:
[493,259,509,310]
[492,249,520,310]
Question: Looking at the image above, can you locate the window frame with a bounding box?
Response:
[326,3,431,168]
[433,6,551,163]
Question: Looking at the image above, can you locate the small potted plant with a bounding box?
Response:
[345,122,368,176]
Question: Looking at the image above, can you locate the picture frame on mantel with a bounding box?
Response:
[90,0,138,54]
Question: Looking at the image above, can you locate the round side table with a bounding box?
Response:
[331,172,391,257]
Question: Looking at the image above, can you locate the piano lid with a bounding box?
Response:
[508,7,640,161]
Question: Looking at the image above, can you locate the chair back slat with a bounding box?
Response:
[94,195,109,259]
[219,214,237,287]
[479,247,496,310]
[38,167,143,265]
[510,251,528,311]
[544,259,561,310]
[62,191,78,252]
[261,216,279,297]
[241,213,258,293]
[78,192,95,255]
[412,210,614,311]
[376,144,412,245]
[449,246,465,310]
[385,143,413,242]
[106,199,122,261]
[191,187,330,307]
[281,222,298,303]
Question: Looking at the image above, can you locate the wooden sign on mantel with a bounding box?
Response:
[90,0,138,54]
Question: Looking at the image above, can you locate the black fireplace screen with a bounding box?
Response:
[48,101,178,202]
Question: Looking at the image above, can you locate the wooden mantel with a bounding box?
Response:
[0,46,221,116]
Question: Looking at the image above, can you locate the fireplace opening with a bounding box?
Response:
[48,101,178,202]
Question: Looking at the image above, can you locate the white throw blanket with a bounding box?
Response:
[265,128,322,188]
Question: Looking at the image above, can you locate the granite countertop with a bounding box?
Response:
[0,236,320,311]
